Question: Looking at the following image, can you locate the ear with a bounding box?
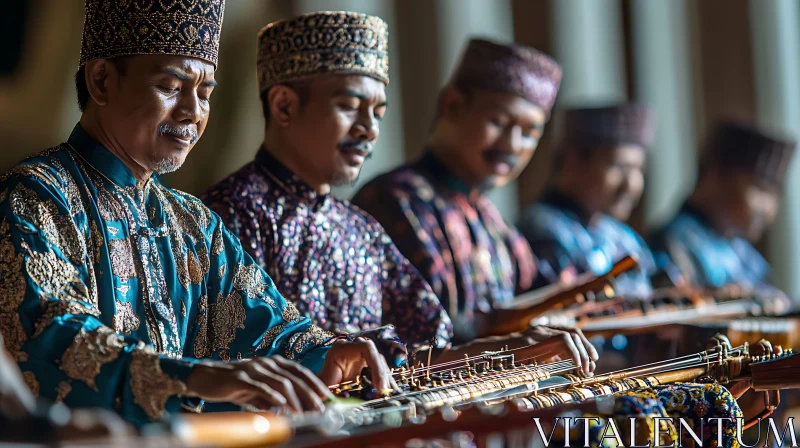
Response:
[84,59,115,107]
[268,85,302,128]
[440,86,468,121]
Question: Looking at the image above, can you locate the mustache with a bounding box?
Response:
[158,124,198,144]
[338,140,374,158]
[483,149,520,168]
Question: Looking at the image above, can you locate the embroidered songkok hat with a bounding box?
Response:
[79,0,225,67]
[449,38,562,116]
[558,103,657,149]
[703,121,796,188]
[257,11,390,93]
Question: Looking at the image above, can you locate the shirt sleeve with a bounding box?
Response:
[198,208,332,373]
[352,183,462,316]
[378,232,453,350]
[0,174,193,427]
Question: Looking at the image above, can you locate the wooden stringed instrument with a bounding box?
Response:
[474,256,639,337]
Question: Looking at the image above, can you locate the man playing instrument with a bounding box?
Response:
[517,103,657,298]
[351,40,744,446]
[202,20,596,372]
[650,121,795,310]
[350,39,596,368]
[0,0,396,427]
[201,12,452,366]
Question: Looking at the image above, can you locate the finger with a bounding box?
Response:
[572,329,599,361]
[246,366,303,413]
[240,374,288,409]
[552,333,582,370]
[272,357,333,401]
[261,359,326,411]
[570,333,591,376]
[358,339,395,393]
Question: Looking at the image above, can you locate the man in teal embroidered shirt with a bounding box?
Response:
[0,0,394,427]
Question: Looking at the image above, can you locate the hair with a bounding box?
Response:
[432,82,477,126]
[74,56,131,111]
[260,79,312,126]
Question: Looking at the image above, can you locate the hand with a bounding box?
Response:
[510,326,599,376]
[318,338,398,395]
[186,357,332,413]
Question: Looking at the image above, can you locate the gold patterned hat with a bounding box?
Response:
[257,11,389,94]
[79,0,226,67]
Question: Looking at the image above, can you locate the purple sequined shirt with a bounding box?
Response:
[201,148,452,349]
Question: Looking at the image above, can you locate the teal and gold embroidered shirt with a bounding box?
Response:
[0,124,332,425]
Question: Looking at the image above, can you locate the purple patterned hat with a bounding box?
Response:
[449,39,562,116]
[704,121,796,188]
[558,103,656,149]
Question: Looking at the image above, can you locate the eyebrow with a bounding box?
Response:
[336,88,388,107]
[161,68,217,87]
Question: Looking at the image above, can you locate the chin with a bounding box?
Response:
[331,170,360,187]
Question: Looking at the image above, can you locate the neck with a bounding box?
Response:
[79,112,152,183]
[263,128,331,195]
[551,177,599,222]
[687,188,729,236]
[427,133,480,189]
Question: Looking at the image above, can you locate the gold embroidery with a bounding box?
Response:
[193,295,210,358]
[108,238,137,281]
[129,343,187,422]
[180,301,187,317]
[232,263,269,301]
[114,300,140,335]
[0,220,27,360]
[10,184,86,266]
[260,303,302,350]
[34,300,99,338]
[60,327,125,391]
[24,244,87,302]
[0,189,7,203]
[158,189,210,289]
[212,226,224,256]
[218,263,226,279]
[96,188,124,221]
[22,371,39,397]
[187,249,205,284]
[89,220,103,264]
[209,291,246,354]
[285,325,332,360]
[55,381,72,403]
[4,163,59,186]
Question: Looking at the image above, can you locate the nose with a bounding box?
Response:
[174,90,205,125]
[497,125,526,154]
[351,109,379,142]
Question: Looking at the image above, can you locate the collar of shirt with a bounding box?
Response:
[540,188,593,225]
[255,146,328,206]
[67,124,152,191]
[417,150,484,202]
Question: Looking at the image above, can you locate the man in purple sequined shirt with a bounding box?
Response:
[202,12,452,359]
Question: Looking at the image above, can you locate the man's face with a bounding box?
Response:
[287,75,387,187]
[103,54,216,175]
[719,169,780,241]
[445,89,546,188]
[572,144,647,221]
